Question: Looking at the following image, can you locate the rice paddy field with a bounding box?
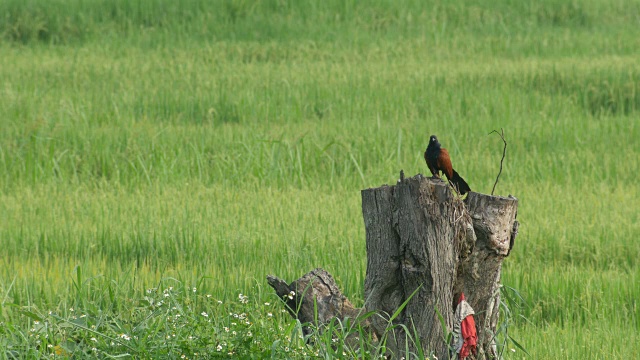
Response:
[0,0,639,358]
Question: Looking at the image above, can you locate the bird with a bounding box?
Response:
[424,135,471,195]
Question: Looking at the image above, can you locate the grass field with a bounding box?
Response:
[1,0,639,358]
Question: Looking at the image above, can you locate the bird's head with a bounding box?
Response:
[429,135,439,144]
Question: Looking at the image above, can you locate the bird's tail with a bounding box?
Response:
[450,170,471,195]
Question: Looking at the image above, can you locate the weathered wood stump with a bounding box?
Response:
[267,174,519,359]
[362,174,474,358]
[455,190,519,358]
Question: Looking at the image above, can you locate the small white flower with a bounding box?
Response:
[69,308,74,312]
[47,344,53,348]
[267,312,273,317]
[91,337,97,342]
[33,321,40,325]
[206,294,212,298]
[247,331,252,337]
[224,327,230,332]
[120,334,131,341]
[264,302,270,306]
[201,312,208,317]
[164,293,170,298]
[511,348,516,353]
[232,331,237,335]
[216,344,222,351]
[193,287,197,293]
[285,347,289,352]
[181,355,186,359]
[92,347,97,352]
[217,300,222,304]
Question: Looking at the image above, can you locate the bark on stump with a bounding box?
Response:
[363,174,518,359]
[267,174,518,359]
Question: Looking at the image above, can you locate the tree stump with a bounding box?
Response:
[267,174,518,359]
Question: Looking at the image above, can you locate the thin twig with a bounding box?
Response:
[489,128,507,195]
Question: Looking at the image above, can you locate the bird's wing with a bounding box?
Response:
[437,148,454,179]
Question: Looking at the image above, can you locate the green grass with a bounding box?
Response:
[1,0,639,358]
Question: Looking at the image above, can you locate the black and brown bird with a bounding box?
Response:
[424,135,471,195]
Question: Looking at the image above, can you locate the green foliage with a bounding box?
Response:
[2,275,316,358]
[1,0,639,46]
[1,0,639,358]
